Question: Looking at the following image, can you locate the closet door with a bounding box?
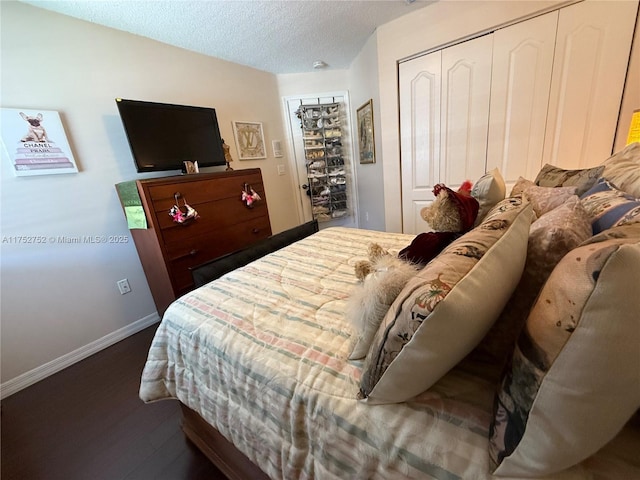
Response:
[440,35,493,189]
[399,51,441,234]
[487,11,558,185]
[400,35,492,234]
[542,0,638,169]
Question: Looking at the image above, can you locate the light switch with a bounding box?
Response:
[272,140,283,157]
[277,164,285,176]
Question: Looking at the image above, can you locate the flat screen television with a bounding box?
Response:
[116,98,226,172]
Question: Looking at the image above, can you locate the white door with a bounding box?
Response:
[542,0,638,169]
[400,35,493,234]
[487,11,558,186]
[283,93,358,229]
[440,35,493,189]
[399,50,441,235]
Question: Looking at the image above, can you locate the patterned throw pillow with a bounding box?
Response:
[358,197,532,404]
[509,176,534,197]
[489,224,640,477]
[601,141,640,197]
[523,184,577,217]
[534,163,604,196]
[471,168,506,226]
[473,196,592,365]
[524,196,592,289]
[580,178,640,234]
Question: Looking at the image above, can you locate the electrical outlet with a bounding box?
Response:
[117,278,131,295]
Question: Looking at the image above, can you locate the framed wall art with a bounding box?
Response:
[232,121,266,160]
[0,108,79,176]
[357,99,375,164]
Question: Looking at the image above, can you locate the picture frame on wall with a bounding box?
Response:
[232,121,266,160]
[0,108,79,176]
[357,99,375,164]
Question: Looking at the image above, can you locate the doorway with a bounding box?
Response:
[283,92,358,230]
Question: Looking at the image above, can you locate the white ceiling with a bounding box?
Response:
[20,0,435,74]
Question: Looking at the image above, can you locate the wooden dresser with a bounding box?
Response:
[126,168,271,315]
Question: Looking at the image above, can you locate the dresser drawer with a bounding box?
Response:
[156,196,269,245]
[146,171,265,209]
[165,217,272,293]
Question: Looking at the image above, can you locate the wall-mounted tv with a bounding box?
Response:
[115,98,226,173]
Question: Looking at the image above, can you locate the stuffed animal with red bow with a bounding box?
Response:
[355,181,479,279]
[398,180,479,265]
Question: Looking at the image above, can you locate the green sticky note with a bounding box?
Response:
[124,206,147,229]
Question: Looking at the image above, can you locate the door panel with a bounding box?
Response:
[543,0,638,168]
[441,35,493,189]
[400,51,441,234]
[284,94,357,229]
[400,35,492,234]
[487,11,558,184]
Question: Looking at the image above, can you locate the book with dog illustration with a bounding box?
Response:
[0,108,78,176]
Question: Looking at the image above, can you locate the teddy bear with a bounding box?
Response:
[346,181,479,360]
[397,180,479,266]
[355,181,479,277]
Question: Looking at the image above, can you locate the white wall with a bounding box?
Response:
[348,33,386,232]
[0,2,298,391]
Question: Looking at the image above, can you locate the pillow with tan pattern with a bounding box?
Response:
[601,142,640,197]
[523,184,577,217]
[359,197,532,404]
[489,224,640,477]
[534,163,604,196]
[472,196,592,365]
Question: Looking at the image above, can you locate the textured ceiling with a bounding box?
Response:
[20,0,434,74]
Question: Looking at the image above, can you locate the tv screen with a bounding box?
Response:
[115,98,226,172]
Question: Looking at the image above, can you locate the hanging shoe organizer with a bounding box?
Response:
[296,102,349,222]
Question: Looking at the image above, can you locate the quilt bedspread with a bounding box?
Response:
[139,227,635,480]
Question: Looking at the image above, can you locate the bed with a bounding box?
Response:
[140,225,639,479]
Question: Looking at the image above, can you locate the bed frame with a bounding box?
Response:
[180,403,270,480]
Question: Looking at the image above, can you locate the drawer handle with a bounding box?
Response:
[252,228,260,234]
[173,249,199,261]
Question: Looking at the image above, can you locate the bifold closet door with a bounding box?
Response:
[400,35,492,234]
[486,11,558,185]
[400,50,441,235]
[439,35,493,190]
[542,0,638,169]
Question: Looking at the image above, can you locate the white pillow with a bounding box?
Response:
[472,168,506,225]
[359,197,532,404]
[490,224,640,477]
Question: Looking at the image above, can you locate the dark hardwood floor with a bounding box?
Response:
[1,324,227,480]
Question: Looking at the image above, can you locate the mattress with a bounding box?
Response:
[140,227,639,480]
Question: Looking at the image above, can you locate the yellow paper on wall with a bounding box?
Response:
[627,109,640,145]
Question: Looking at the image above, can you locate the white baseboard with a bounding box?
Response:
[0,313,160,400]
